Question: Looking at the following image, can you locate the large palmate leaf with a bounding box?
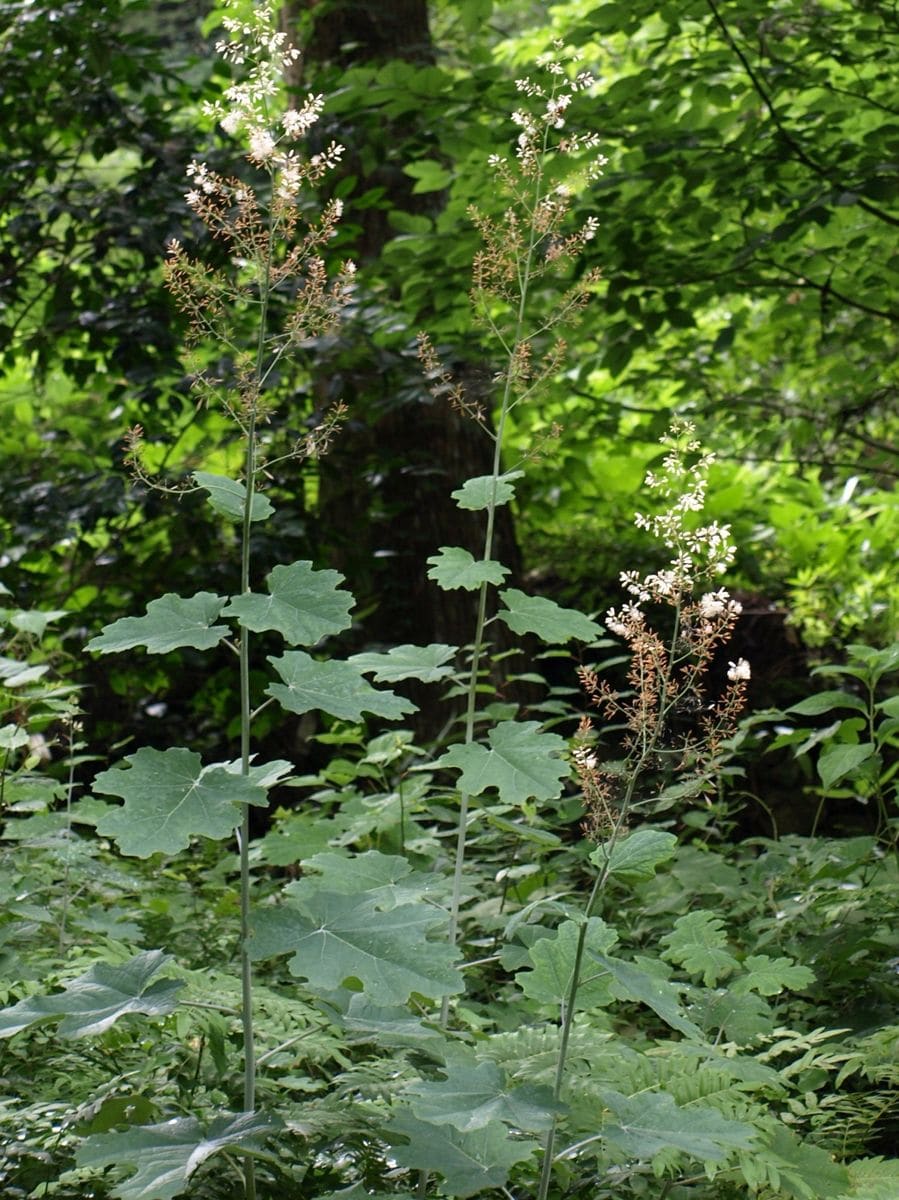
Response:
[77,1111,280,1200]
[250,892,463,1005]
[284,849,444,909]
[87,592,229,655]
[426,547,510,591]
[517,918,618,1007]
[731,955,816,997]
[660,910,739,986]
[193,471,273,522]
[92,748,269,857]
[601,1088,756,1161]
[266,652,416,721]
[349,643,457,684]
[590,828,678,884]
[405,1056,559,1133]
[0,950,181,1039]
[450,471,524,511]
[496,589,602,643]
[586,950,703,1039]
[387,1110,538,1197]
[436,721,569,805]
[222,560,353,645]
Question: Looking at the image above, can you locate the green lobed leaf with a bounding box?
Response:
[193,471,273,522]
[0,950,182,1039]
[517,918,618,1007]
[266,652,416,721]
[590,828,678,884]
[731,954,815,997]
[660,911,739,986]
[817,742,877,789]
[349,643,457,683]
[435,721,569,805]
[496,589,602,643]
[405,1055,560,1133]
[249,891,463,1005]
[222,561,353,645]
[450,472,524,511]
[76,1110,281,1200]
[586,950,703,1039]
[387,1109,538,1197]
[426,546,510,591]
[92,748,269,857]
[86,592,229,655]
[601,1088,756,1161]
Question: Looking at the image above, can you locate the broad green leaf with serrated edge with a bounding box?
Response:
[426,546,509,591]
[517,918,618,1006]
[590,829,678,884]
[756,1126,850,1198]
[587,951,703,1039]
[692,988,775,1043]
[193,471,273,522]
[350,643,457,683]
[496,589,602,643]
[0,951,181,1039]
[818,743,876,789]
[405,1056,559,1133]
[283,850,443,910]
[731,955,815,997]
[602,1088,755,1160]
[92,748,268,857]
[87,593,229,654]
[435,721,568,804]
[77,1111,280,1200]
[222,561,352,645]
[387,1110,538,1197]
[267,652,416,721]
[660,911,739,986]
[451,472,524,511]
[249,892,462,1004]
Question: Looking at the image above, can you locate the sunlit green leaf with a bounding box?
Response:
[387,1109,538,1196]
[450,472,524,511]
[590,828,678,884]
[349,643,457,683]
[496,589,602,643]
[193,471,273,522]
[517,918,618,1007]
[267,652,416,721]
[405,1056,560,1133]
[426,547,510,591]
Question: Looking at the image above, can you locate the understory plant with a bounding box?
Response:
[1,10,899,1200]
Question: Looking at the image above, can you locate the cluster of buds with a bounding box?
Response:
[579,422,750,833]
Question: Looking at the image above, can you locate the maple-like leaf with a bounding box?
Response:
[731,954,815,997]
[496,589,602,643]
[387,1109,538,1197]
[249,891,463,1004]
[450,471,524,511]
[266,652,416,721]
[77,1111,280,1200]
[222,561,353,645]
[586,950,703,1039]
[426,546,510,591]
[435,721,569,805]
[193,471,273,522]
[87,593,229,655]
[601,1088,756,1161]
[92,748,268,857]
[517,918,618,1007]
[0,950,182,1039]
[405,1055,560,1133]
[590,829,678,885]
[349,643,457,684]
[660,910,739,986]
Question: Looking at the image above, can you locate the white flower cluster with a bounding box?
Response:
[606,421,742,636]
[199,2,342,201]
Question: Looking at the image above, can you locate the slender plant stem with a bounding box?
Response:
[236,201,274,1200]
